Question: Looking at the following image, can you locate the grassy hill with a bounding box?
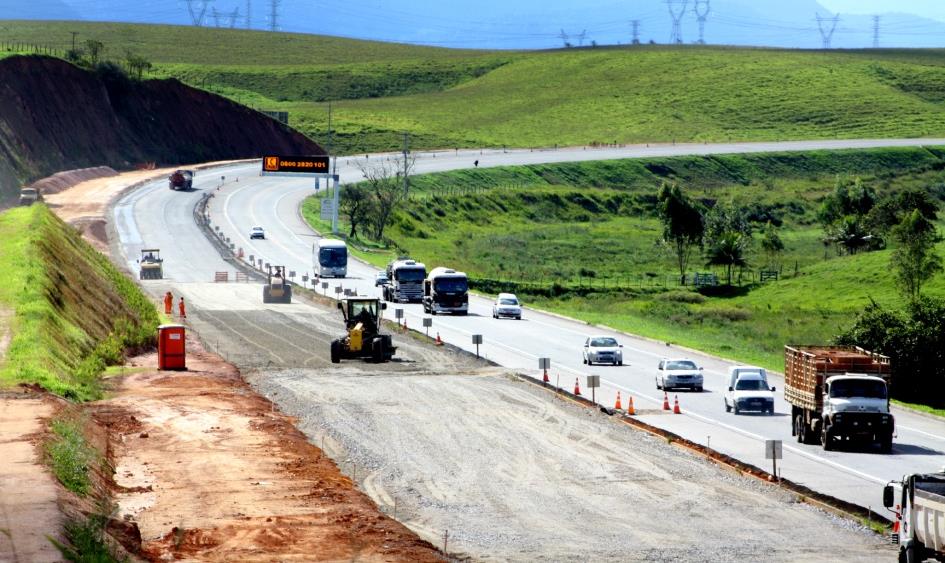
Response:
[302,146,945,371]
[7,22,945,152]
[0,204,159,400]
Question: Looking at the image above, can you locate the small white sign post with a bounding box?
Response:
[472,334,483,358]
[765,439,783,481]
[586,375,600,404]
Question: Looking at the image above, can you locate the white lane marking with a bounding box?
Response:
[897,425,945,441]
[599,378,888,485]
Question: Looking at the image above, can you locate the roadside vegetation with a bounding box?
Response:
[0,205,160,400]
[303,147,945,406]
[8,23,945,152]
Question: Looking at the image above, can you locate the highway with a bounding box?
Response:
[114,139,945,518]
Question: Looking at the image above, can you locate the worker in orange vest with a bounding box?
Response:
[178,297,186,319]
[163,291,173,315]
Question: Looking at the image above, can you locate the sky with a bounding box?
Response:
[819,0,945,21]
[6,0,945,49]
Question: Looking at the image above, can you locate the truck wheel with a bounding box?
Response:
[881,436,893,454]
[822,428,834,451]
[733,404,740,415]
[330,340,341,364]
[372,339,385,363]
[795,416,805,443]
[725,400,732,413]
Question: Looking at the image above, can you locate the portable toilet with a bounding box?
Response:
[157,324,186,370]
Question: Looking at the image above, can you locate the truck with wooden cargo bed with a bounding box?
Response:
[784,345,894,453]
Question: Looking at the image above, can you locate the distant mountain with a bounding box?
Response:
[13,0,945,49]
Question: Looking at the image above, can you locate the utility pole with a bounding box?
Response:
[666,0,688,44]
[246,0,251,29]
[326,101,333,183]
[70,31,77,52]
[185,0,213,26]
[402,132,410,197]
[694,0,710,45]
[577,30,587,47]
[227,8,240,28]
[630,20,640,45]
[269,0,281,32]
[558,29,570,48]
[210,7,221,27]
[872,15,880,49]
[815,13,840,50]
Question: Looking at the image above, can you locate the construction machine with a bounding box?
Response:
[138,249,163,280]
[263,265,292,303]
[330,297,396,363]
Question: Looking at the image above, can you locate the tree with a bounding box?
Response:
[819,176,878,256]
[339,184,373,239]
[867,188,939,235]
[124,51,152,80]
[355,153,415,241]
[760,221,785,270]
[656,183,704,284]
[890,209,943,302]
[705,231,750,285]
[84,39,104,65]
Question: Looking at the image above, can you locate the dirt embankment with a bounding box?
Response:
[0,55,321,202]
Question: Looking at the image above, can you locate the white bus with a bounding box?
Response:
[314,239,347,278]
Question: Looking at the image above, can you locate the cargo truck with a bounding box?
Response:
[169,169,194,190]
[384,258,426,303]
[785,345,894,452]
[422,267,468,315]
[885,470,945,563]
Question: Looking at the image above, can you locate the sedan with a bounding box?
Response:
[492,293,522,320]
[249,226,266,240]
[656,358,704,391]
[583,336,623,366]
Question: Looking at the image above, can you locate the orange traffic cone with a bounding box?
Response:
[435,332,444,346]
[614,391,622,411]
[574,377,581,396]
[673,395,681,414]
[542,369,549,383]
[662,392,670,411]
[626,395,635,415]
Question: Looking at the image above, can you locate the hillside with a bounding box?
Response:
[303,146,945,371]
[7,23,945,153]
[0,204,159,399]
[0,54,322,202]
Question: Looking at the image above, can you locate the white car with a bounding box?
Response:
[656,358,704,391]
[250,226,266,240]
[583,336,623,366]
[492,293,522,319]
[725,373,776,414]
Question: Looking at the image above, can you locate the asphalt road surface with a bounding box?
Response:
[114,139,945,519]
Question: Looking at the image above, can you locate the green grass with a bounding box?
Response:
[10,23,945,152]
[892,399,945,418]
[0,205,160,400]
[303,147,945,373]
[45,416,97,496]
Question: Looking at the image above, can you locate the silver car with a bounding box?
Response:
[656,358,704,391]
[583,336,623,366]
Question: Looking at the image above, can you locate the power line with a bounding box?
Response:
[816,12,840,49]
[246,0,252,29]
[693,0,710,44]
[666,0,688,44]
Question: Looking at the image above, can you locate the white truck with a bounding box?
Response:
[785,345,894,452]
[885,471,945,563]
[384,258,426,303]
[313,239,347,278]
[422,267,468,315]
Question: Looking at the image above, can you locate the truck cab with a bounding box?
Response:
[385,259,426,303]
[18,187,42,206]
[821,374,893,450]
[422,267,468,315]
[884,470,945,563]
